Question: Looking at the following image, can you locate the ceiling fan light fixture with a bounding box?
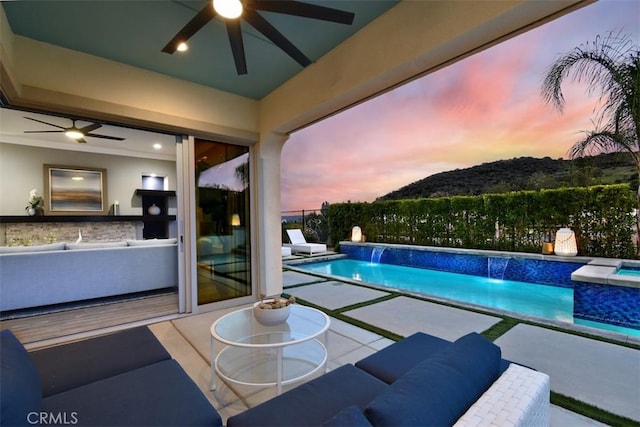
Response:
[213,0,242,19]
[176,42,188,52]
[65,129,84,140]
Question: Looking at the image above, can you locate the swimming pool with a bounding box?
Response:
[301,259,574,321]
[295,244,640,338]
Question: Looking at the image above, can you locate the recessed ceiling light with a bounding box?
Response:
[153,143,162,150]
[177,42,188,52]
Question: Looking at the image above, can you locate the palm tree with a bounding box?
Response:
[541,31,640,254]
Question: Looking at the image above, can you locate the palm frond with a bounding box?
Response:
[541,31,637,114]
[542,30,639,165]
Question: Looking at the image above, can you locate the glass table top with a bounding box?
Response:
[211,305,330,347]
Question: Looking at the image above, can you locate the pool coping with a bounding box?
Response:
[340,241,592,263]
[572,259,640,289]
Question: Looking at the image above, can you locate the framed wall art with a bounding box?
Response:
[44,165,108,215]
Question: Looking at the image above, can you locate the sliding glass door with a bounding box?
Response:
[194,139,251,305]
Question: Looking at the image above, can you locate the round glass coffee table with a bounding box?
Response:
[210,304,330,395]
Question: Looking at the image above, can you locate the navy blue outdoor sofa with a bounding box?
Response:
[2,325,549,426]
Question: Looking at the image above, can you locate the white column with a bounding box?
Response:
[255,131,289,297]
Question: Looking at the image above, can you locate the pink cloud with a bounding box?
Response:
[281,0,639,212]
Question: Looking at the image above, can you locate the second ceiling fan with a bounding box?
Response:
[162,0,355,75]
[24,117,125,144]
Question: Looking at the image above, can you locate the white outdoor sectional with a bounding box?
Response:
[0,239,178,312]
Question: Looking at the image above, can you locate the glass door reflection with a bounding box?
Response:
[195,139,251,305]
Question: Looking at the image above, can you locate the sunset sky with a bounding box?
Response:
[280,0,640,213]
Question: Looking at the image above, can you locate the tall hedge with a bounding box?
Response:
[328,185,636,258]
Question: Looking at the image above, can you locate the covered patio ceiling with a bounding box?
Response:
[2,0,398,100]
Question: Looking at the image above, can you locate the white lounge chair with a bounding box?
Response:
[285,229,327,255]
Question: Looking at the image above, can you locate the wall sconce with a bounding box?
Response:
[231,213,241,227]
[351,226,362,242]
[554,228,577,256]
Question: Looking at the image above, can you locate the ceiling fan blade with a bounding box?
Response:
[79,123,102,133]
[76,137,88,144]
[225,20,247,75]
[250,1,354,25]
[24,130,65,134]
[23,116,66,130]
[162,3,216,54]
[85,133,125,141]
[244,9,311,68]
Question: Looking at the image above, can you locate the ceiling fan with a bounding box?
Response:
[162,0,355,75]
[23,117,125,144]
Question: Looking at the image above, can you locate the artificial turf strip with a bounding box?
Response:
[551,392,640,427]
[282,280,330,290]
[332,313,404,342]
[288,296,404,342]
[332,293,403,314]
[481,318,519,341]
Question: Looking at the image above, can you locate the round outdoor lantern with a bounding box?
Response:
[554,228,577,256]
[351,226,362,242]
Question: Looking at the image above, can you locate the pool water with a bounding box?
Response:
[298,259,640,338]
[617,269,640,276]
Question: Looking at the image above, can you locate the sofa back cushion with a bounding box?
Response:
[355,332,450,384]
[1,329,42,426]
[433,332,501,391]
[364,332,501,426]
[0,242,66,253]
[31,326,171,398]
[65,241,128,250]
[127,238,177,246]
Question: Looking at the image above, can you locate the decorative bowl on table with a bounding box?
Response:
[253,296,295,326]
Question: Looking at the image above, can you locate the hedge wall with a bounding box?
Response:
[328,185,636,259]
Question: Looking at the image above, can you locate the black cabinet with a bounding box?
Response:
[135,190,176,239]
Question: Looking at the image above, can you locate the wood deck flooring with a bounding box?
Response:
[1,293,179,346]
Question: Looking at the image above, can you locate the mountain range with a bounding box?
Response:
[378,153,636,201]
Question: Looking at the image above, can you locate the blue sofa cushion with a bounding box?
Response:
[364,333,501,426]
[322,405,372,427]
[1,329,42,427]
[355,332,450,384]
[227,364,387,427]
[435,332,501,390]
[30,326,171,397]
[43,359,222,426]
